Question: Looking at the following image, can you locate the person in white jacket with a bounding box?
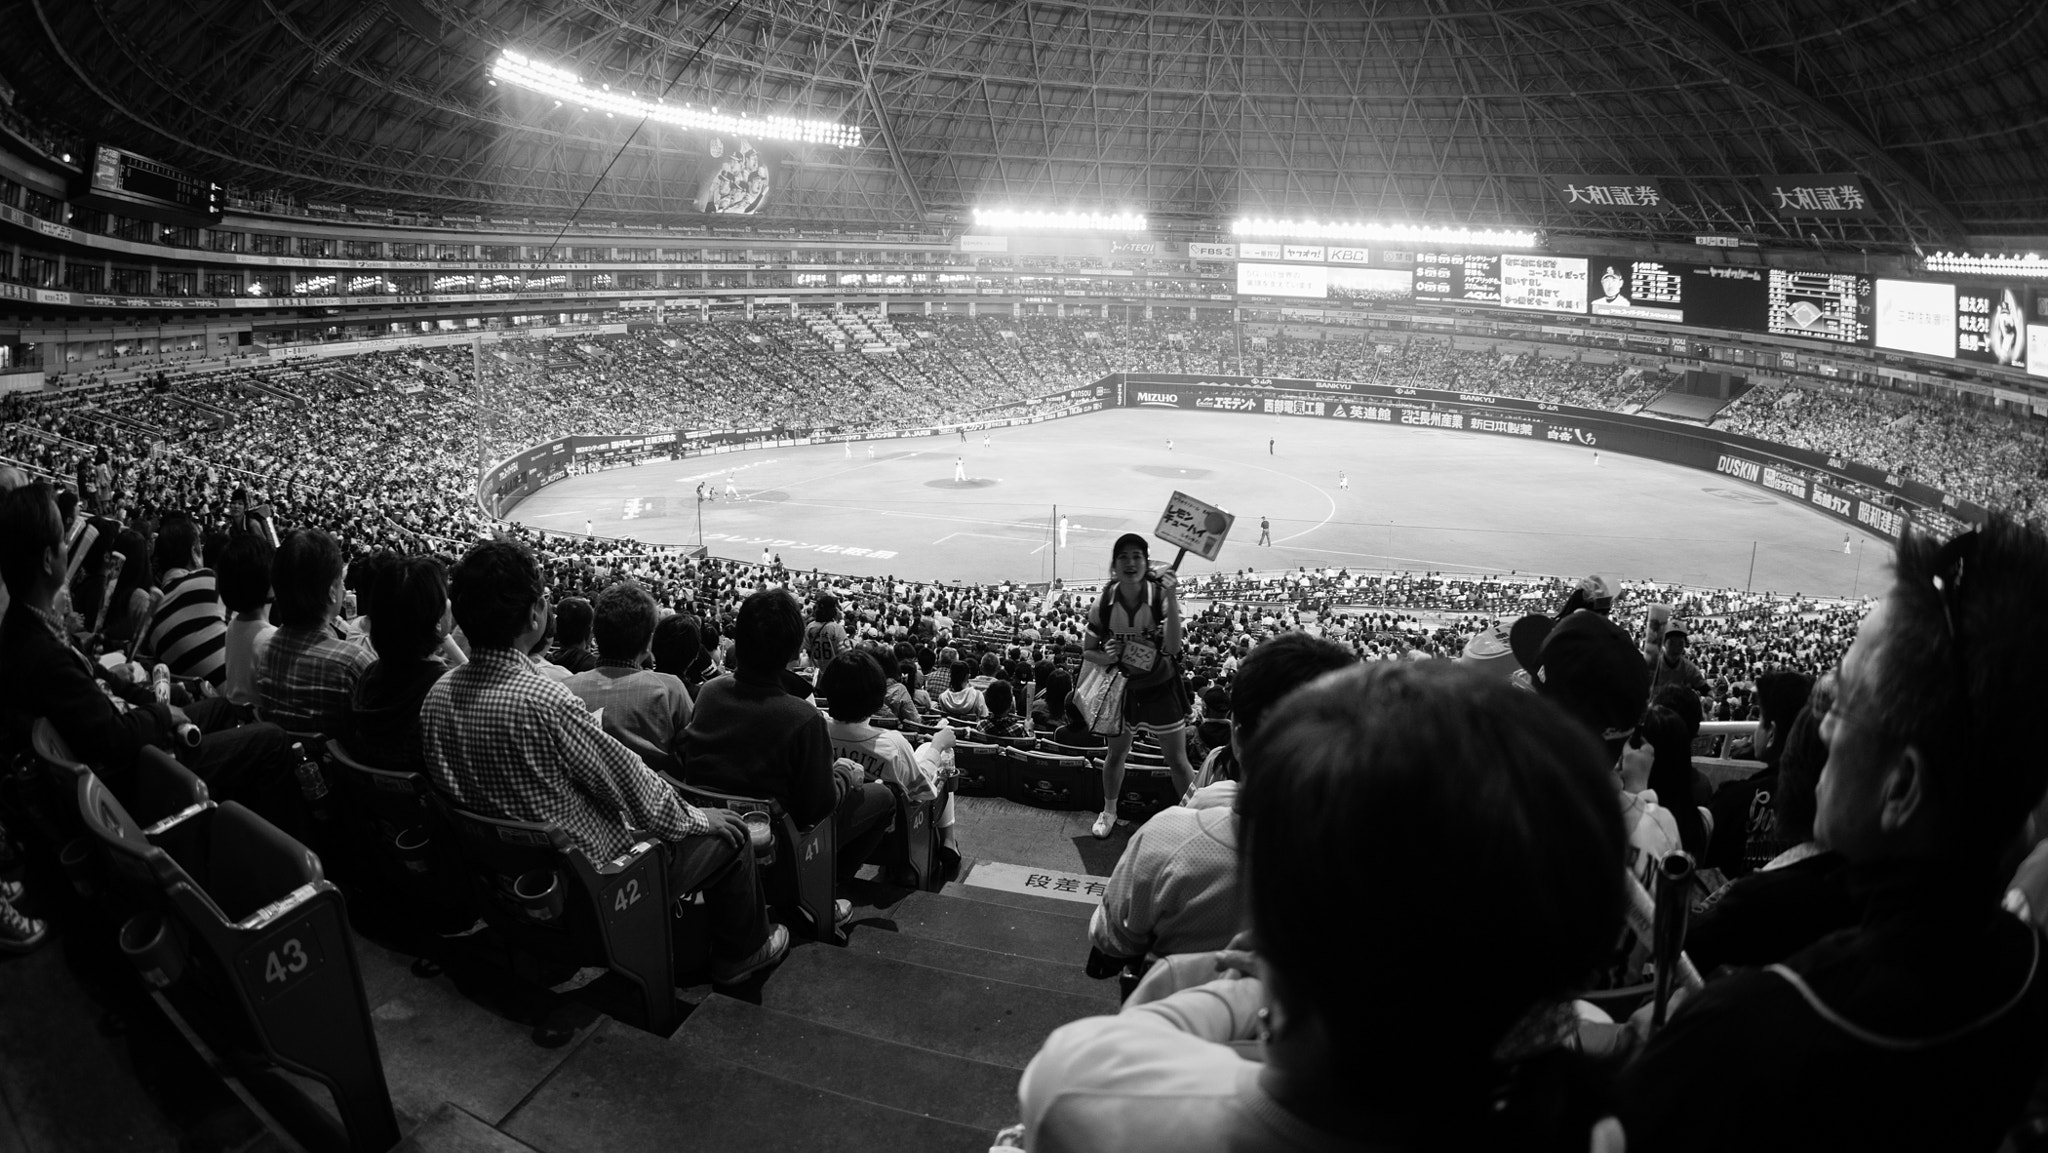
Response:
[817,650,960,869]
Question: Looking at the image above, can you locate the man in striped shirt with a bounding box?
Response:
[422,539,787,986]
[136,514,227,687]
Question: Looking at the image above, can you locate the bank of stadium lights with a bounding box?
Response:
[972,208,1149,232]
[488,50,863,148]
[1925,251,2048,278]
[1231,218,1538,249]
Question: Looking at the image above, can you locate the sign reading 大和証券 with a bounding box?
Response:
[1155,491,1234,562]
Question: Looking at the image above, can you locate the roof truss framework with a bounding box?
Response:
[1,0,2041,249]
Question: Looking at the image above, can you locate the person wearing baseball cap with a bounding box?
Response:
[1509,608,1650,758]
[1647,624,1707,697]
[1558,573,1618,619]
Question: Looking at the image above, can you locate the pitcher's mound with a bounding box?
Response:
[927,478,999,489]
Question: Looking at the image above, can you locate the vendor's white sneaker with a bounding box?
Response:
[1090,811,1116,839]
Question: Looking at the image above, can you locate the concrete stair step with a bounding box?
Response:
[757,942,1108,1070]
[393,1101,547,1153]
[501,1018,988,1153]
[860,890,1088,967]
[940,868,1095,922]
[847,922,1115,1006]
[675,996,1023,1132]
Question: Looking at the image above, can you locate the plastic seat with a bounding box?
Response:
[77,776,399,1153]
[870,778,948,892]
[952,740,1012,798]
[132,747,212,832]
[428,796,680,1033]
[1112,764,1179,822]
[1003,747,1100,811]
[668,778,840,945]
[130,747,217,869]
[324,740,470,926]
[32,717,87,778]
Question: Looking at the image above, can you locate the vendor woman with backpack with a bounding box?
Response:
[1081,533,1194,838]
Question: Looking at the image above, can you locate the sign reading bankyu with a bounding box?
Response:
[1155,490,1235,562]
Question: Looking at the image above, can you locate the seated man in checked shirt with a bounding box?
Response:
[421,539,787,986]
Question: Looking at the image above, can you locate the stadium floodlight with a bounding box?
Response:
[1231,217,1538,249]
[972,208,1148,232]
[1925,251,2048,278]
[489,50,863,148]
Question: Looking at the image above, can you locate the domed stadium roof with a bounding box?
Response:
[6,0,2045,251]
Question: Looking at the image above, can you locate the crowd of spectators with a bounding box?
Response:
[12,315,2044,527]
[1018,518,2048,1152]
[5,308,2048,1148]
[1716,379,2048,520]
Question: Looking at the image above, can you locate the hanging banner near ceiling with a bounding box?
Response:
[1546,175,1668,213]
[693,139,780,215]
[1757,173,1878,217]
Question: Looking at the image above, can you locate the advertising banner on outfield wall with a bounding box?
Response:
[480,433,682,516]
[1112,373,1958,538]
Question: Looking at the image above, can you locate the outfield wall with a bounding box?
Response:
[479,384,1111,519]
[1107,372,1987,541]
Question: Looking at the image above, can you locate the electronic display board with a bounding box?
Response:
[1875,278,1955,359]
[78,144,223,226]
[1500,254,1587,314]
[2029,287,2048,380]
[1235,262,1328,298]
[1766,270,1872,345]
[1955,284,2027,369]
[1412,252,1501,305]
[1326,266,1412,303]
[1588,261,1685,322]
[1678,266,1771,332]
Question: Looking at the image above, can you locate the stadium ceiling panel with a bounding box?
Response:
[2,0,2042,251]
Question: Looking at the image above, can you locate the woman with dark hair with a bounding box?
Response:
[1022,662,1627,1152]
[344,556,453,773]
[936,661,987,725]
[1615,706,1686,891]
[345,549,399,644]
[101,526,157,649]
[1623,705,1710,859]
[804,593,848,668]
[1705,669,1814,877]
[1033,668,1072,732]
[651,613,705,682]
[1081,533,1194,839]
[882,658,923,725]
